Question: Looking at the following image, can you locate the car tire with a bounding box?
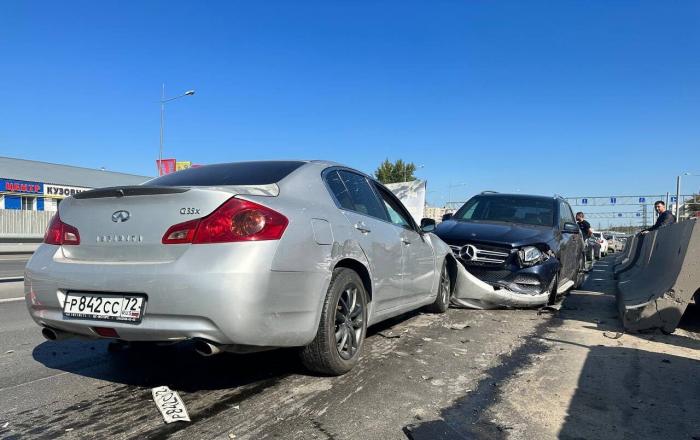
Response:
[574,257,585,289]
[300,268,368,376]
[547,272,559,305]
[425,260,451,313]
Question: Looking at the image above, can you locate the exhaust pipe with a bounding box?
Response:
[194,339,222,357]
[42,327,74,341]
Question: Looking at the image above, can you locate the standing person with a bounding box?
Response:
[577,212,595,262]
[641,200,676,234]
[576,212,592,238]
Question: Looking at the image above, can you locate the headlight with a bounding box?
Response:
[518,246,543,266]
[519,246,542,262]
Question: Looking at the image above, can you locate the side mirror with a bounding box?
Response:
[441,213,453,221]
[420,218,436,233]
[562,222,579,234]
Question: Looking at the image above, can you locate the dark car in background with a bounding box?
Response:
[433,193,585,305]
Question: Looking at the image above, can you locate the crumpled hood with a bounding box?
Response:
[434,220,553,248]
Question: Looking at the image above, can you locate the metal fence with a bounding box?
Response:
[0,210,54,238]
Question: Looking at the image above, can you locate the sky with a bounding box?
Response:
[1,1,699,222]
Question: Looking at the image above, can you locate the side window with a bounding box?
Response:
[325,170,354,210]
[336,170,388,221]
[559,201,575,226]
[374,184,413,229]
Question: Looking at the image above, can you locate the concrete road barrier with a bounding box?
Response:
[616,219,700,333]
[615,232,656,282]
[613,234,640,276]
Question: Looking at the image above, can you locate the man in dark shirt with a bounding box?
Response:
[576,212,592,238]
[642,200,676,234]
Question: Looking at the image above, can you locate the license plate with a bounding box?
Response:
[63,293,145,323]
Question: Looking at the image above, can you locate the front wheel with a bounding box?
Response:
[574,256,585,289]
[300,268,368,376]
[426,260,451,313]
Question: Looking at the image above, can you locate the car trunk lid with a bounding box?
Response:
[57,186,240,262]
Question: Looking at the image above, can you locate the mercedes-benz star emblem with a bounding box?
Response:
[112,210,130,223]
[460,244,478,261]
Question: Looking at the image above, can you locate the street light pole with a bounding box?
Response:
[676,174,682,219]
[159,84,165,174]
[158,84,195,175]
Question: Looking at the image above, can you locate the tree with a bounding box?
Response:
[374,159,417,184]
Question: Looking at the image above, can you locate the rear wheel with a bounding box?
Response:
[300,268,368,376]
[426,260,451,313]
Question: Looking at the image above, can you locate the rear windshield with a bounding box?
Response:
[453,195,555,227]
[144,161,305,187]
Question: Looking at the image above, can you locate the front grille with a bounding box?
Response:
[450,243,512,266]
[466,268,511,284]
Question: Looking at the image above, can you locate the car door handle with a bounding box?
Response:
[354,222,371,234]
[401,237,411,245]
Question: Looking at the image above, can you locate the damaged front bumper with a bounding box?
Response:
[450,257,560,309]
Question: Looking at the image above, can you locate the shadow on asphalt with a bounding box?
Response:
[404,257,700,440]
[31,338,299,391]
[557,345,700,440]
[30,307,426,392]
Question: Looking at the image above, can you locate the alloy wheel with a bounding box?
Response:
[334,286,364,360]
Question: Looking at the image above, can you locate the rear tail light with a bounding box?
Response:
[44,213,81,245]
[162,198,288,244]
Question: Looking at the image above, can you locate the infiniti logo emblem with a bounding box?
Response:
[112,210,130,223]
[460,244,478,261]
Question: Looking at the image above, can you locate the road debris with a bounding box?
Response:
[377,331,401,339]
[4,350,14,354]
[603,331,624,340]
[449,323,471,330]
[2,422,8,428]
[152,386,191,423]
[538,304,561,314]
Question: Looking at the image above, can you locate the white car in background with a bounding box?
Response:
[591,231,608,258]
[604,233,624,252]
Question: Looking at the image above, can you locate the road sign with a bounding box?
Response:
[639,197,646,203]
[581,198,588,205]
[671,196,678,202]
[610,197,617,204]
[617,213,623,217]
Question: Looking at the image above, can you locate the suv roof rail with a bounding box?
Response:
[480,190,499,194]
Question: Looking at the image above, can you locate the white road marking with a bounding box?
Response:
[0,297,24,303]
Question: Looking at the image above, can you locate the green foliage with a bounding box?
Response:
[374,159,417,184]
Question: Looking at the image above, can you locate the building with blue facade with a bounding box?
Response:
[0,157,150,212]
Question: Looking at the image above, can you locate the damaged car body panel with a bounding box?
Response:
[434,193,584,309]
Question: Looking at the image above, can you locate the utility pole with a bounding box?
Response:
[675,175,681,219]
[158,84,195,175]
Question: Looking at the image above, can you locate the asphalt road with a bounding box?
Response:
[0,255,30,279]
[1,257,698,440]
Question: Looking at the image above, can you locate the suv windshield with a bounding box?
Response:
[453,195,555,227]
[145,161,305,187]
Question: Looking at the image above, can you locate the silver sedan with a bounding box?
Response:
[25,160,456,375]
